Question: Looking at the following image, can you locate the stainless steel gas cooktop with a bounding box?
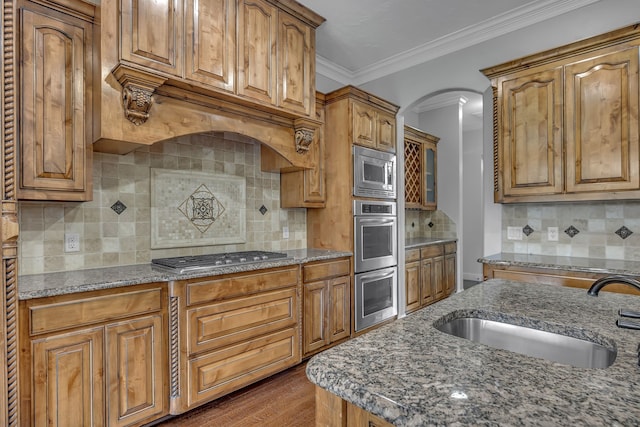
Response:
[151,251,290,273]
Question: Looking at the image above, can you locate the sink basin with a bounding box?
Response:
[435,315,617,369]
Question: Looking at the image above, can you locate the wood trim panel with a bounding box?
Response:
[315,386,346,427]
[328,276,350,343]
[302,258,349,283]
[29,288,163,335]
[185,266,298,306]
[302,281,327,355]
[420,245,443,258]
[405,249,420,263]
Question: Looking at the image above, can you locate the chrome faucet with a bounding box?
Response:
[587,275,640,296]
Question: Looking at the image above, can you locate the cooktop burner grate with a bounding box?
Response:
[151,251,290,273]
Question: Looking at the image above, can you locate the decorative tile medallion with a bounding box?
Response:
[150,169,246,249]
[259,205,268,215]
[564,225,580,238]
[428,222,434,228]
[110,200,127,215]
[177,184,225,233]
[615,226,633,240]
[522,224,534,236]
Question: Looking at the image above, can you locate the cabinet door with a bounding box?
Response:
[32,328,105,427]
[376,110,396,153]
[185,0,235,92]
[444,253,456,296]
[120,0,183,77]
[499,67,563,196]
[431,256,445,301]
[237,0,278,105]
[19,9,91,200]
[277,12,312,115]
[106,315,166,427]
[328,276,350,343]
[405,261,421,313]
[303,281,328,355]
[352,101,376,148]
[565,48,640,193]
[423,142,437,210]
[420,259,434,305]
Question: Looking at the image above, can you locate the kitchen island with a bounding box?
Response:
[306,279,640,426]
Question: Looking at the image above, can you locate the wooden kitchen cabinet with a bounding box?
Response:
[482,25,640,203]
[302,258,351,358]
[404,125,439,210]
[405,242,456,314]
[19,283,169,427]
[169,265,301,413]
[18,0,95,201]
[352,99,397,153]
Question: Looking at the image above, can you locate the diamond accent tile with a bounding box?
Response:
[111,200,127,215]
[564,225,580,238]
[428,221,434,228]
[616,226,633,239]
[522,224,534,236]
[178,183,225,234]
[259,205,268,215]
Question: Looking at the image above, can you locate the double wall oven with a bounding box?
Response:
[353,146,398,332]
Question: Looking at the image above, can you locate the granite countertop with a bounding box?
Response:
[306,279,640,426]
[480,252,640,276]
[405,237,457,249]
[18,248,351,300]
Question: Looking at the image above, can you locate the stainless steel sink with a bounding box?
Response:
[435,316,617,368]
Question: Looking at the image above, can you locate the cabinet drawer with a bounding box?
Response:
[186,266,298,306]
[29,288,163,335]
[444,242,457,254]
[303,258,350,283]
[187,327,299,407]
[420,245,444,259]
[187,287,297,355]
[405,249,420,263]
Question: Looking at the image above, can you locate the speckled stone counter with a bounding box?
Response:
[18,248,351,300]
[480,252,640,276]
[307,279,640,426]
[405,237,457,249]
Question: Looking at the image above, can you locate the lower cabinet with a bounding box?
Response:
[302,258,351,358]
[315,386,394,427]
[20,283,168,427]
[405,242,456,314]
[169,265,301,414]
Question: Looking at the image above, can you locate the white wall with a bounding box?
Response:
[419,103,463,291]
[462,128,483,281]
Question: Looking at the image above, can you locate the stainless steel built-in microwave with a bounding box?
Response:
[353,146,396,199]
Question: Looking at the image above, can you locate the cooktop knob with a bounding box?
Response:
[239,257,247,262]
[215,260,223,265]
[261,255,269,260]
[225,259,233,264]
[253,256,261,261]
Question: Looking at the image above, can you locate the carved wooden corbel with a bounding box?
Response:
[293,118,320,154]
[111,64,167,126]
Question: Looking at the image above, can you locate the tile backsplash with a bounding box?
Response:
[502,201,640,260]
[405,209,457,240]
[18,133,307,275]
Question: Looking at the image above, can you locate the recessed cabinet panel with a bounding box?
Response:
[120,0,183,76]
[500,68,563,196]
[20,9,89,197]
[278,12,311,114]
[185,0,235,91]
[565,48,639,193]
[237,0,277,105]
[377,111,396,153]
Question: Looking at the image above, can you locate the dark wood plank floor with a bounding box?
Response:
[152,362,315,427]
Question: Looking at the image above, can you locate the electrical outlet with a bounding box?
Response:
[282,226,289,239]
[64,233,80,252]
[507,226,523,241]
[548,227,559,241]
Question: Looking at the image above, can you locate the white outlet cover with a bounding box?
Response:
[64,233,80,252]
[283,226,289,239]
[548,227,559,241]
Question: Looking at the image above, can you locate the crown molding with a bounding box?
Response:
[316,0,600,86]
[413,95,468,114]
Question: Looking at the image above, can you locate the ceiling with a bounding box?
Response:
[297,0,599,129]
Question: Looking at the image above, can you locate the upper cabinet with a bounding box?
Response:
[18,0,95,201]
[482,25,640,203]
[404,126,438,210]
[352,100,397,153]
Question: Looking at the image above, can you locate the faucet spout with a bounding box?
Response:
[587,275,640,296]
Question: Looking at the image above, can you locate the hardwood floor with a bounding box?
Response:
[152,362,315,427]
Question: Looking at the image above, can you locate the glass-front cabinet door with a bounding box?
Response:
[423,141,437,210]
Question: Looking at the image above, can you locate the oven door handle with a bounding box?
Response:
[359,268,395,281]
[356,218,396,225]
